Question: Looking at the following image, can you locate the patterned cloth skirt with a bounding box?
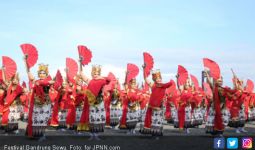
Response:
[139,107,147,131]
[89,102,106,132]
[22,112,29,121]
[58,109,67,127]
[31,102,51,137]
[18,105,28,121]
[191,107,204,127]
[140,108,164,136]
[110,104,122,126]
[169,107,177,123]
[139,108,147,122]
[248,107,255,121]
[200,107,207,123]
[205,107,230,134]
[5,104,22,132]
[174,106,192,128]
[228,105,246,128]
[126,106,140,129]
[75,106,83,126]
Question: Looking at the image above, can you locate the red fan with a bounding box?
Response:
[203,58,221,80]
[203,82,212,97]
[78,45,92,66]
[66,58,78,84]
[2,56,17,80]
[126,63,139,83]
[20,43,38,69]
[54,70,63,89]
[246,79,254,93]
[22,81,27,88]
[166,79,176,95]
[190,74,199,90]
[143,52,154,77]
[177,65,188,86]
[107,72,116,81]
[107,72,117,90]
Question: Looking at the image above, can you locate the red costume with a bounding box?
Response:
[27,76,52,137]
[119,88,140,129]
[78,78,110,132]
[144,81,173,130]
[177,89,192,129]
[2,84,23,129]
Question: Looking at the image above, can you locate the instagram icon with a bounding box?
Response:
[242,138,252,149]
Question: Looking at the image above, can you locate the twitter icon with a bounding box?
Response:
[227,138,238,149]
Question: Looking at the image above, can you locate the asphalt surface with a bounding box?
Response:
[1,121,255,150]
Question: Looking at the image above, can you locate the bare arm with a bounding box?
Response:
[79,57,83,74]
[142,64,153,88]
[23,56,35,82]
[231,68,238,89]
[204,70,213,89]
[80,71,90,84]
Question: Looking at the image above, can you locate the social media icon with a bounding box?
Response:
[242,137,252,149]
[214,138,225,149]
[227,138,238,149]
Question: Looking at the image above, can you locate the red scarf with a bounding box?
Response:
[213,85,224,131]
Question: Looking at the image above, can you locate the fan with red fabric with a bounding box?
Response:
[166,80,176,95]
[22,81,27,88]
[203,82,212,97]
[126,63,139,83]
[20,43,38,69]
[203,58,221,80]
[2,56,17,80]
[246,79,254,93]
[78,45,92,66]
[190,74,199,90]
[107,72,117,90]
[177,65,188,86]
[66,58,78,84]
[54,70,63,89]
[107,72,116,81]
[143,52,154,77]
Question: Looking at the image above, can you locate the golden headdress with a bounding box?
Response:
[91,64,101,75]
[38,63,49,75]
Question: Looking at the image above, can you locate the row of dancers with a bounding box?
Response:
[0,44,254,141]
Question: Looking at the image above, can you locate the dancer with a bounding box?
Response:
[119,63,140,135]
[25,62,54,140]
[228,74,247,133]
[79,65,110,140]
[1,72,23,134]
[141,68,173,137]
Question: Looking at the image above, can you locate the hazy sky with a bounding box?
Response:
[0,0,254,87]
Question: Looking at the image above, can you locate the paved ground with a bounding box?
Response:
[1,121,255,150]
[1,121,255,136]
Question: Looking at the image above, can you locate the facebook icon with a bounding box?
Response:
[214,138,225,149]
